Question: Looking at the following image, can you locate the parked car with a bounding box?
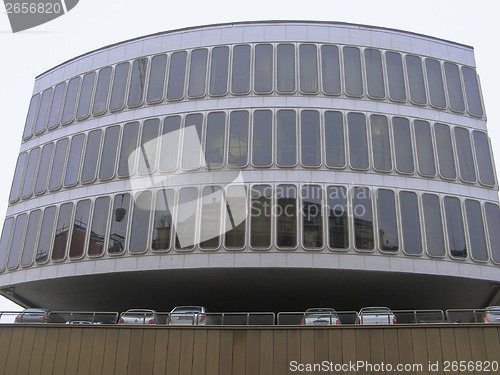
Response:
[168,306,211,326]
[118,309,157,325]
[482,306,500,323]
[356,307,397,325]
[301,308,341,326]
[14,308,49,324]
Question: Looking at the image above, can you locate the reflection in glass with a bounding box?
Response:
[108,194,130,254]
[76,72,96,120]
[34,143,54,195]
[277,110,296,167]
[81,129,102,183]
[205,112,226,168]
[0,218,14,271]
[175,187,197,250]
[327,186,348,249]
[228,111,248,167]
[434,123,456,179]
[370,115,391,172]
[98,125,120,180]
[61,77,80,125]
[425,58,446,108]
[444,197,467,258]
[9,153,27,203]
[386,52,406,101]
[444,62,465,112]
[299,44,318,94]
[232,45,250,94]
[188,48,208,98]
[64,134,84,187]
[7,214,27,269]
[302,185,323,249]
[34,88,52,134]
[138,119,160,174]
[109,62,129,111]
[210,46,229,96]
[485,203,500,263]
[117,122,139,177]
[127,58,148,107]
[252,110,272,167]
[48,138,68,191]
[225,185,247,249]
[406,55,427,105]
[130,191,152,253]
[462,67,483,116]
[277,44,295,93]
[399,191,422,255]
[473,131,495,186]
[348,113,368,169]
[181,114,202,170]
[465,200,488,262]
[69,200,90,258]
[22,94,40,140]
[325,111,344,168]
[454,127,476,183]
[159,116,181,172]
[353,187,374,250]
[276,185,297,248]
[52,203,73,261]
[21,148,40,199]
[92,67,112,115]
[301,110,321,167]
[254,44,273,93]
[152,189,173,251]
[344,47,363,96]
[321,45,341,95]
[422,194,445,257]
[147,54,167,103]
[393,117,414,174]
[365,49,385,99]
[414,120,436,176]
[22,211,42,266]
[377,190,398,251]
[250,185,271,248]
[47,82,66,130]
[167,51,187,100]
[88,197,110,256]
[35,206,56,264]
[200,186,222,249]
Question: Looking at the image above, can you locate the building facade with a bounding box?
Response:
[0,21,499,312]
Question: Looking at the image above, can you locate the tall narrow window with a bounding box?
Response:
[485,203,500,263]
[414,120,436,177]
[425,58,446,108]
[353,187,374,250]
[473,131,495,186]
[321,45,341,95]
[99,125,120,180]
[301,110,321,167]
[393,117,414,174]
[299,44,318,94]
[0,218,14,271]
[92,67,112,115]
[370,115,391,172]
[109,62,129,111]
[63,134,84,187]
[34,143,54,195]
[127,58,148,107]
[465,200,488,262]
[147,54,167,104]
[205,112,226,168]
[444,62,465,112]
[232,45,250,94]
[9,153,27,203]
[277,110,296,167]
[76,72,96,120]
[422,194,446,257]
[327,186,348,250]
[108,193,130,255]
[117,122,139,177]
[35,206,56,264]
[225,185,247,249]
[365,48,385,99]
[130,191,152,253]
[22,94,40,140]
[152,189,174,251]
[462,66,483,117]
[252,110,272,167]
[250,185,272,249]
[175,187,198,250]
[61,77,80,125]
[159,116,181,172]
[48,138,69,191]
[276,185,297,249]
[210,46,229,96]
[52,202,73,261]
[434,123,456,179]
[406,55,427,105]
[34,88,52,135]
[343,47,363,96]
[228,111,249,167]
[7,214,27,269]
[454,127,476,183]
[188,48,208,98]
[167,51,187,100]
[386,52,406,101]
[277,44,295,93]
[47,82,66,129]
[399,191,422,255]
[200,186,223,249]
[302,185,323,249]
[69,199,90,259]
[138,119,160,175]
[254,44,273,93]
[325,111,345,168]
[81,129,102,183]
[181,114,203,170]
[88,197,110,256]
[20,210,41,267]
[348,113,368,170]
[444,197,467,258]
[21,148,41,199]
[377,189,398,252]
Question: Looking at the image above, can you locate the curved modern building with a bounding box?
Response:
[0,21,499,312]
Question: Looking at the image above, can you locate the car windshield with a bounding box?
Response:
[487,307,500,316]
[125,309,155,315]
[172,307,203,313]
[305,308,337,316]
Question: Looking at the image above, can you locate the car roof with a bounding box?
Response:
[23,308,48,312]
[305,308,336,312]
[124,309,156,313]
[359,307,392,312]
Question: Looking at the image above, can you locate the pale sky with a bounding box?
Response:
[0,0,498,311]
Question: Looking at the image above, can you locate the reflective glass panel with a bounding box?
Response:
[9,153,27,203]
[386,52,406,101]
[7,214,27,269]
[47,82,65,129]
[444,62,465,112]
[69,199,90,258]
[48,138,68,191]
[0,218,14,271]
[61,77,80,125]
[277,110,296,167]
[64,134,84,187]
[81,129,102,183]
[210,46,229,96]
[232,45,251,94]
[302,185,323,249]
[353,187,374,250]
[444,197,467,258]
[465,200,488,262]
[152,189,173,251]
[327,186,348,249]
[88,197,110,256]
[365,48,385,99]
[399,191,422,255]
[138,119,160,174]
[321,45,341,95]
[130,191,152,253]
[175,187,197,250]
[117,122,139,177]
[76,72,95,120]
[276,185,297,248]
[414,120,436,176]
[252,110,272,167]
[34,143,54,195]
[250,185,272,248]
[343,47,363,96]
[108,193,130,254]
[370,115,391,172]
[167,51,187,100]
[422,194,446,257]
[425,58,446,108]
[224,185,247,249]
[109,62,129,111]
[348,113,368,169]
[188,48,208,98]
[52,202,73,261]
[200,186,222,249]
[299,44,318,94]
[454,127,476,183]
[181,114,203,170]
[92,66,112,115]
[205,112,225,168]
[393,117,414,174]
[473,131,495,186]
[159,116,180,172]
[277,44,295,93]
[325,111,344,168]
[34,88,52,135]
[254,44,273,93]
[127,58,148,107]
[98,125,120,180]
[35,206,56,264]
[377,189,398,252]
[406,55,427,105]
[147,54,167,103]
[462,66,483,116]
[434,123,456,179]
[22,94,40,140]
[21,148,40,199]
[485,203,500,263]
[301,110,321,167]
[228,111,248,167]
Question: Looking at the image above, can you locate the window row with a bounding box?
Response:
[2,185,500,272]
[22,43,484,141]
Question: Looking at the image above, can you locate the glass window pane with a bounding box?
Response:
[92,67,112,115]
[9,153,27,203]
[348,113,368,170]
[277,44,295,93]
[327,186,348,249]
[353,187,374,250]
[343,47,363,96]
[47,82,65,130]
[69,199,90,258]
[109,62,129,111]
[414,120,436,176]
[147,54,167,103]
[434,123,456,179]
[64,134,84,187]
[377,189,398,252]
[276,184,297,248]
[181,114,203,170]
[108,193,130,254]
[228,111,249,167]
[365,48,385,99]
[425,58,446,108]
[210,46,229,96]
[393,117,414,174]
[277,110,296,167]
[159,116,181,172]
[473,131,495,186]
[22,94,40,140]
[152,189,174,251]
[48,138,69,191]
[250,185,272,248]
[444,62,465,112]
[299,44,318,94]
[138,119,160,174]
[200,186,222,249]
[34,143,54,195]
[76,72,95,120]
[117,122,139,177]
[370,115,391,172]
[188,48,208,98]
[321,45,341,95]
[325,111,344,168]
[399,191,422,255]
[175,187,198,250]
[422,194,446,257]
[386,52,406,101]
[61,77,80,125]
[462,66,483,117]
[224,185,247,249]
[34,88,52,135]
[7,214,27,269]
[35,206,56,264]
[444,197,467,258]
[406,55,427,105]
[21,148,41,199]
[301,110,321,167]
[232,45,250,94]
[485,203,500,263]
[88,197,110,256]
[81,129,102,183]
[205,112,225,168]
[52,203,73,261]
[167,51,187,100]
[0,218,14,271]
[127,58,148,107]
[254,44,273,93]
[252,110,272,167]
[130,191,152,253]
[302,185,323,249]
[465,200,488,262]
[98,125,120,180]
[454,127,476,183]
